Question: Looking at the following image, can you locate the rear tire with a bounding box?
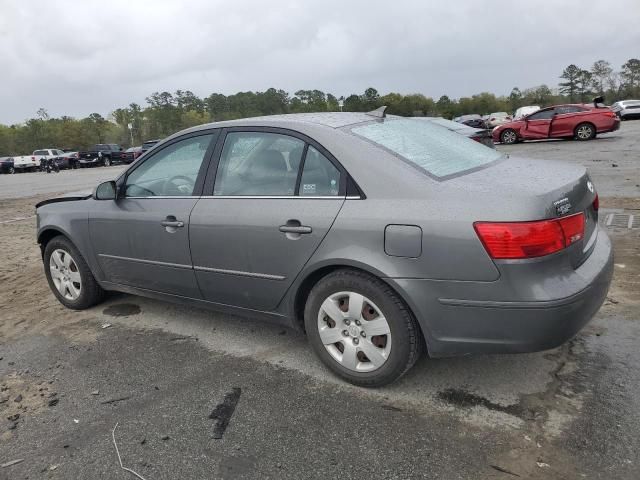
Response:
[9,166,15,174]
[304,269,422,387]
[43,236,105,310]
[574,122,596,141]
[500,129,518,144]
[103,157,111,167]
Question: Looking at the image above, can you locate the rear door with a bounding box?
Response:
[520,108,555,139]
[550,105,587,137]
[189,128,345,311]
[89,131,217,297]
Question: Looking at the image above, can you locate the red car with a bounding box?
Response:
[493,103,620,144]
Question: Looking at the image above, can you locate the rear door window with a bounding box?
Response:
[350,118,502,179]
[213,132,304,196]
[528,109,555,120]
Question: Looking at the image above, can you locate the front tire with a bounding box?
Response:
[43,236,105,310]
[574,122,596,141]
[103,157,111,167]
[304,269,422,387]
[500,128,518,144]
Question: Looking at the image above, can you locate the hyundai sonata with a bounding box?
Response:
[36,109,613,387]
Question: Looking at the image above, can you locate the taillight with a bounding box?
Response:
[604,111,616,118]
[474,213,585,259]
[593,193,599,211]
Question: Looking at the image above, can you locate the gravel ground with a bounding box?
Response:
[1,122,639,479]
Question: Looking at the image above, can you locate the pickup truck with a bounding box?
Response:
[77,144,124,167]
[10,154,40,172]
[33,148,71,169]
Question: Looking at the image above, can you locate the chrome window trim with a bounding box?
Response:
[123,195,360,200]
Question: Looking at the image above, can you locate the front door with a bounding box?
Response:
[189,130,345,311]
[89,132,217,297]
[520,108,556,139]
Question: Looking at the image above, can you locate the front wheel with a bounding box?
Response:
[304,270,422,387]
[500,129,518,144]
[9,166,15,174]
[44,236,105,310]
[103,157,111,167]
[574,122,596,141]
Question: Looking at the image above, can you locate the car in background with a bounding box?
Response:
[514,105,540,120]
[486,112,512,128]
[493,102,620,144]
[456,114,486,129]
[611,100,640,120]
[36,110,612,387]
[11,154,39,172]
[414,117,494,148]
[58,151,80,169]
[123,146,143,163]
[78,144,124,167]
[33,149,66,168]
[0,157,15,174]
[141,139,161,152]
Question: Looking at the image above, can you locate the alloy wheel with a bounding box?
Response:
[317,291,392,372]
[49,249,82,300]
[501,130,517,144]
[576,125,593,140]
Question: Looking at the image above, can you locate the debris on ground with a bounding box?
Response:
[536,461,550,468]
[209,387,242,439]
[111,423,149,480]
[490,465,520,477]
[13,394,22,403]
[91,390,100,395]
[48,398,59,407]
[100,395,132,405]
[101,323,112,329]
[1,459,24,468]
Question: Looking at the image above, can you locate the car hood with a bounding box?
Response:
[35,189,93,209]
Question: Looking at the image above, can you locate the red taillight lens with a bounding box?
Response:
[593,193,599,211]
[604,111,616,118]
[474,213,585,259]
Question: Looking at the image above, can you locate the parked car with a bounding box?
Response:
[611,100,640,120]
[486,112,512,128]
[78,144,124,167]
[0,157,15,174]
[36,110,612,387]
[141,139,161,152]
[493,102,620,144]
[414,117,494,148]
[513,105,540,120]
[33,149,66,169]
[11,154,39,172]
[122,146,143,164]
[58,151,80,169]
[456,114,486,129]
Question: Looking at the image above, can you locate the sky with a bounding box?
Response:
[1,0,639,124]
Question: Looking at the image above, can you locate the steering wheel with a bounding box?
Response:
[164,175,195,195]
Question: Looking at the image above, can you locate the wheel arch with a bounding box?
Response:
[290,261,428,352]
[37,227,71,256]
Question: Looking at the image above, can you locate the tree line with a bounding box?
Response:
[1,58,638,156]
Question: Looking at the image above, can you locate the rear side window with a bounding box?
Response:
[351,119,501,179]
[298,146,340,196]
[214,132,304,196]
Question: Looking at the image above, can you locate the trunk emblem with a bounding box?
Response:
[587,181,594,193]
[554,198,572,215]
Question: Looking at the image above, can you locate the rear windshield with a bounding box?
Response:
[351,118,502,178]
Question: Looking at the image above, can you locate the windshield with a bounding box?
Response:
[351,119,502,178]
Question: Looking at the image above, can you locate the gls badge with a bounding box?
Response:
[587,180,594,193]
[554,197,572,215]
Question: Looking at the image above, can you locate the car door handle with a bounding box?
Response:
[161,217,184,228]
[279,220,312,235]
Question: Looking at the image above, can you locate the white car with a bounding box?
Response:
[513,105,540,120]
[611,100,640,120]
[486,112,512,128]
[33,148,65,166]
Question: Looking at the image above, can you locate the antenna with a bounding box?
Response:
[366,106,387,118]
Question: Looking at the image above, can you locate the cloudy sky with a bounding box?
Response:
[1,0,639,124]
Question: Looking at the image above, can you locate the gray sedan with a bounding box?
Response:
[36,110,613,387]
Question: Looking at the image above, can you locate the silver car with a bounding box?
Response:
[36,110,613,387]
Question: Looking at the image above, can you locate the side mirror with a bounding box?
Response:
[94,180,117,200]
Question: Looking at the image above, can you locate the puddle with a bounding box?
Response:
[438,388,528,419]
[102,303,141,317]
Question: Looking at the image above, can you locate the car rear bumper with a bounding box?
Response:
[388,226,613,357]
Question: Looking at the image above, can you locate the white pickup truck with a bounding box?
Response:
[12,148,66,172]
